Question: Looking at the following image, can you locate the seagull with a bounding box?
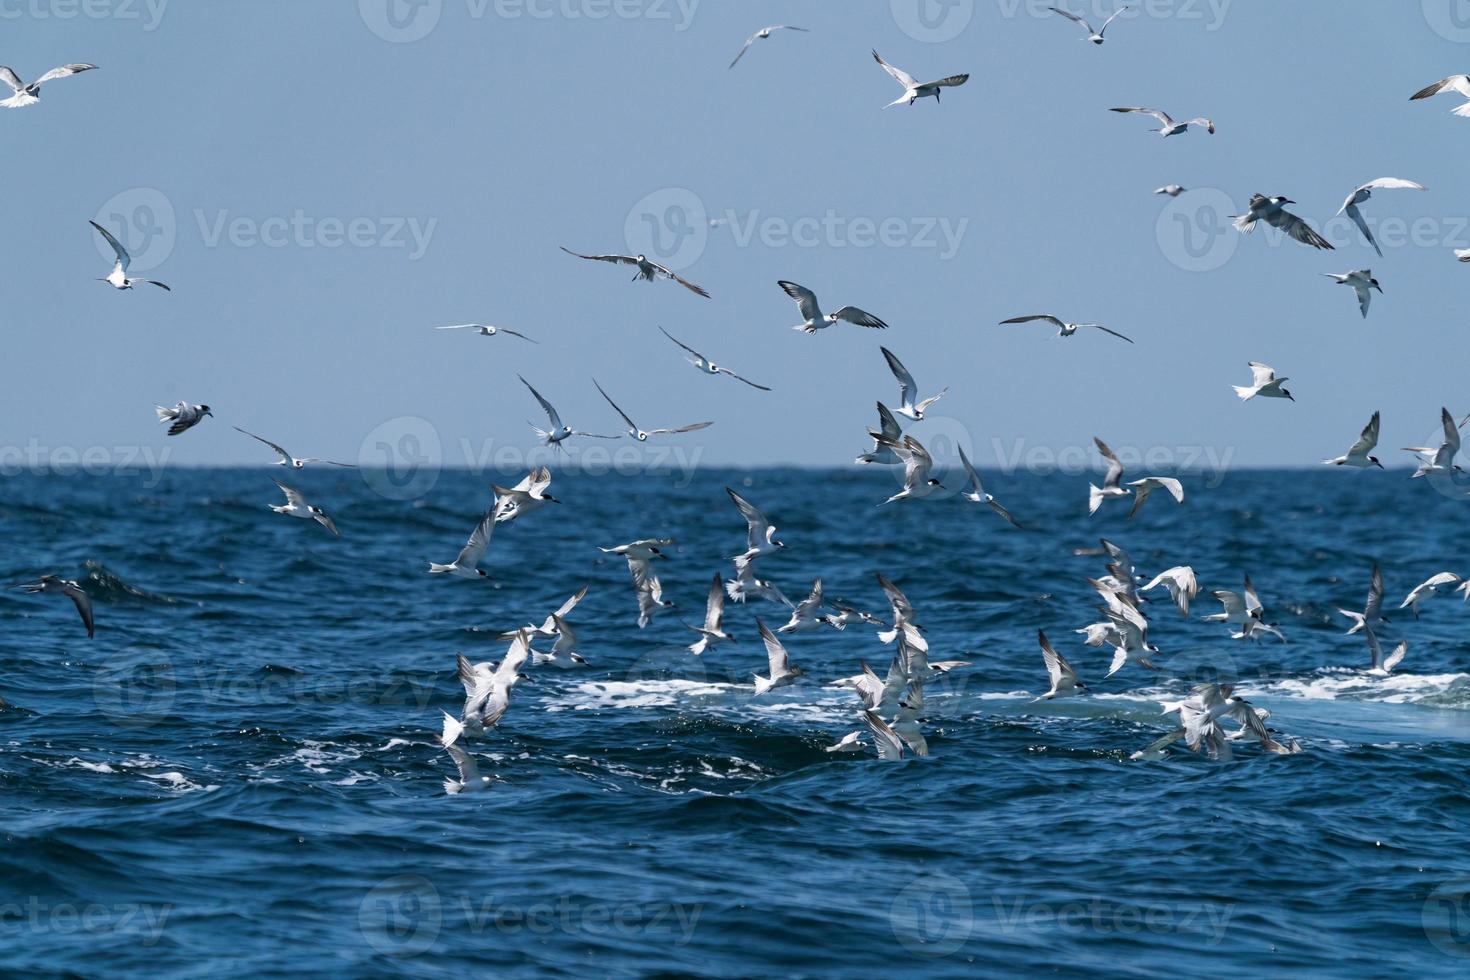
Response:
[269,479,339,536]
[777,579,828,634]
[1101,600,1160,677]
[687,574,737,655]
[890,679,929,757]
[492,467,559,522]
[532,614,589,669]
[90,220,170,291]
[428,507,495,577]
[1233,195,1334,249]
[233,427,356,468]
[1036,630,1085,699]
[878,435,945,504]
[1336,179,1425,256]
[1142,566,1198,617]
[856,403,906,465]
[871,50,969,108]
[1400,572,1463,618]
[599,538,673,562]
[1109,106,1214,136]
[876,573,923,643]
[824,731,867,754]
[1339,563,1388,637]
[753,619,804,694]
[631,560,675,629]
[957,445,1024,529]
[822,599,885,630]
[836,656,908,713]
[1411,75,1470,116]
[0,63,96,108]
[155,402,211,436]
[725,560,793,608]
[1322,270,1382,319]
[442,744,492,794]
[16,576,94,638]
[881,348,947,421]
[1403,407,1463,478]
[433,323,535,342]
[999,314,1133,344]
[1088,437,1183,516]
[1232,362,1294,402]
[593,379,712,442]
[559,246,709,298]
[863,710,905,760]
[1369,640,1408,676]
[497,586,588,640]
[657,327,771,390]
[1048,5,1128,44]
[442,638,533,746]
[727,487,785,563]
[778,280,888,333]
[728,24,808,69]
[1457,248,1470,263]
[1154,184,1187,197]
[520,375,617,446]
[1323,411,1383,468]
[1202,574,1281,640]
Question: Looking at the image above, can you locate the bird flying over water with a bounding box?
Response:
[0,63,95,108]
[1233,195,1334,249]
[270,480,339,537]
[658,327,771,390]
[1335,178,1424,257]
[1048,5,1128,44]
[428,507,495,577]
[728,25,808,69]
[778,280,888,333]
[871,50,969,108]
[593,379,712,442]
[881,347,946,421]
[520,376,618,446]
[433,323,535,341]
[687,574,737,655]
[155,402,211,436]
[957,445,1023,529]
[753,619,804,694]
[1232,362,1294,402]
[16,576,94,638]
[1324,411,1383,468]
[233,427,356,468]
[559,246,709,298]
[1322,270,1382,319]
[1088,438,1182,516]
[91,220,170,291]
[999,314,1133,344]
[1036,630,1084,699]
[1110,106,1214,136]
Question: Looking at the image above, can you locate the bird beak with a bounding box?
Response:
[1282,199,1295,205]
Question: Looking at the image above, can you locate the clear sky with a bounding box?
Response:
[2,0,1466,476]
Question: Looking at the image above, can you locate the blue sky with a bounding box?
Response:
[2,0,1468,475]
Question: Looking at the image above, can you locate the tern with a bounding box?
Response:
[442,638,533,746]
[658,327,771,390]
[1232,362,1294,402]
[1088,437,1183,517]
[1203,574,1282,640]
[1048,5,1127,44]
[878,435,945,504]
[442,744,492,794]
[753,619,804,695]
[1110,106,1214,137]
[1323,410,1383,468]
[520,376,617,446]
[863,710,906,760]
[1322,270,1382,319]
[233,427,356,468]
[687,574,737,655]
[824,731,866,754]
[823,599,885,630]
[155,402,211,436]
[1102,601,1160,677]
[777,579,828,634]
[631,560,674,629]
[559,246,709,297]
[532,614,589,668]
[433,323,535,342]
[999,314,1133,344]
[836,656,907,714]
[269,479,339,536]
[600,538,673,561]
[891,680,929,756]
[16,576,94,638]
[1411,75,1470,116]
[1036,630,1085,699]
[0,63,96,108]
[492,466,559,522]
[1336,179,1425,256]
[593,379,712,442]
[725,560,793,607]
[778,280,888,333]
[877,573,923,643]
[1403,407,1463,478]
[871,50,969,108]
[728,24,808,69]
[497,586,588,640]
[727,487,785,563]
[1154,185,1187,197]
[1400,572,1463,618]
[1232,195,1334,249]
[957,445,1024,529]
[1369,640,1408,676]
[90,221,170,291]
[1339,563,1388,637]
[1142,566,1198,617]
[856,403,905,466]
[428,507,495,577]
[1457,249,1470,263]
[881,347,947,421]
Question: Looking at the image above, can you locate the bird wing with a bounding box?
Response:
[1038,629,1072,687]
[957,444,984,496]
[930,74,970,89]
[559,246,636,265]
[729,34,759,68]
[593,379,638,432]
[234,427,291,464]
[1111,106,1172,126]
[647,422,714,435]
[876,402,904,441]
[1358,177,1426,194]
[831,306,887,329]
[1099,6,1128,32]
[1094,437,1125,488]
[777,280,822,321]
[0,67,23,93]
[1383,641,1408,672]
[877,573,914,623]
[60,582,95,638]
[272,478,309,508]
[89,219,131,271]
[497,327,536,342]
[899,435,934,484]
[1351,411,1381,455]
[445,743,482,785]
[1130,476,1184,502]
[518,376,563,429]
[1048,6,1092,30]
[34,64,97,86]
[1442,406,1461,458]
[871,50,917,89]
[434,323,485,330]
[758,619,790,675]
[1000,314,1065,329]
[1084,323,1134,343]
[456,508,496,567]
[1365,564,1385,622]
[717,367,771,391]
[1248,362,1277,387]
[658,326,704,360]
[726,486,771,538]
[703,573,726,630]
[1244,574,1263,616]
[863,710,905,760]
[881,347,917,406]
[647,259,711,298]
[1264,207,1334,249]
[1411,76,1468,99]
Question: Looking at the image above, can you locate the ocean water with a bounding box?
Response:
[4,465,1470,977]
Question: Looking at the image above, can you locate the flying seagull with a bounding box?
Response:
[1142,566,1198,617]
[871,50,969,108]
[1324,411,1383,468]
[442,743,492,795]
[1232,362,1294,402]
[727,487,785,563]
[658,327,771,390]
[878,435,945,504]
[778,280,888,333]
[1339,563,1388,645]
[1233,195,1334,249]
[957,445,1024,529]
[593,379,712,441]
[1088,437,1183,516]
[1036,630,1084,699]
[1403,406,1463,478]
[1322,270,1382,319]
[155,402,211,436]
[881,347,947,421]
[433,323,535,342]
[687,574,737,655]
[753,619,804,694]
[0,63,96,108]
[233,427,356,468]
[729,25,808,69]
[1336,178,1425,256]
[999,313,1133,344]
[91,220,170,291]
[559,246,709,298]
[1109,106,1214,136]
[533,615,590,669]
[520,375,617,446]
[428,507,495,577]
[856,402,905,466]
[1048,5,1128,44]
[1154,184,1187,197]
[1400,572,1463,619]
[492,466,559,522]
[270,479,339,537]
[1410,75,1470,116]
[16,576,94,638]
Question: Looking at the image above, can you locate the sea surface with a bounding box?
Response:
[3,466,1470,978]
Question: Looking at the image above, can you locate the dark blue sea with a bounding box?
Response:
[4,466,1470,977]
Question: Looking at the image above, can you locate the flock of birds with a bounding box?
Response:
[10,10,1470,789]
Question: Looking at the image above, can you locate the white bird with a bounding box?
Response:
[957,445,1023,529]
[890,679,929,756]
[1154,184,1187,197]
[91,220,170,291]
[1456,248,1470,263]
[687,574,737,655]
[871,50,969,108]
[520,375,617,446]
[1403,407,1463,478]
[862,710,906,760]
[1323,410,1383,468]
[1142,566,1198,618]
[593,379,712,442]
[1202,574,1282,640]
[729,24,808,69]
[1233,195,1334,249]
[492,467,559,522]
[559,246,709,297]
[876,573,923,642]
[835,656,908,714]
[233,427,356,468]
[624,557,674,629]
[428,507,495,577]
[727,487,785,563]
[1400,572,1463,618]
[856,402,906,466]
[1087,437,1183,517]
[155,402,211,436]
[1411,75,1470,116]
[0,63,96,108]
[881,347,947,421]
[600,538,673,562]
[753,619,804,695]
[878,435,945,504]
[778,280,888,333]
[1036,630,1085,699]
[1322,270,1382,319]
[658,327,771,390]
[269,479,339,537]
[1336,179,1425,257]
[16,576,94,638]
[1109,106,1214,137]
[1048,5,1128,44]
[777,579,827,634]
[1369,640,1408,676]
[824,731,866,754]
[1339,563,1388,638]
[532,614,589,668]
[442,638,533,746]
[497,585,588,640]
[724,560,793,608]
[1232,362,1295,402]
[433,322,535,342]
[442,743,492,795]
[999,314,1133,344]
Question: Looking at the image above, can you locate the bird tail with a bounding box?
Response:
[753,675,773,695]
[1453,102,1470,117]
[153,405,175,421]
[440,712,464,748]
[1231,214,1254,234]
[1088,484,1105,515]
[428,563,454,574]
[1231,386,1254,401]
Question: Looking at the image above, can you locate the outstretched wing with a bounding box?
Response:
[89,219,131,271]
[881,347,917,405]
[871,50,917,89]
[518,376,563,430]
[559,246,636,266]
[831,306,888,329]
[777,280,822,321]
